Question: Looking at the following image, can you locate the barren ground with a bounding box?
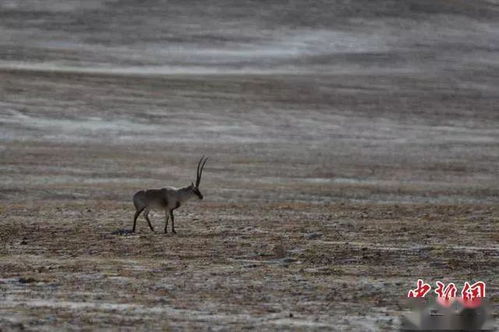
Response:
[0,70,498,331]
[1,0,499,330]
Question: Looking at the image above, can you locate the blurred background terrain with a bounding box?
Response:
[0,0,498,330]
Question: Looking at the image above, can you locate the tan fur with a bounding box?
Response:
[131,157,207,234]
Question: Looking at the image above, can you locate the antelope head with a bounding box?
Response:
[191,156,208,200]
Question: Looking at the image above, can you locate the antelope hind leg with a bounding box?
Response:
[144,209,155,232]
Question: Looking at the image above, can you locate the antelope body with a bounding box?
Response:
[132,156,208,233]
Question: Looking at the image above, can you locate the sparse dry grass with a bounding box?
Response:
[0,201,497,330]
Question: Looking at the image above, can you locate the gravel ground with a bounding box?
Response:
[1,1,498,330]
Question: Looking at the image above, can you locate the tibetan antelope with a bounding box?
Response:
[132,156,208,234]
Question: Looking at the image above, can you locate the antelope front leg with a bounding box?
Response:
[170,210,176,234]
[164,209,170,234]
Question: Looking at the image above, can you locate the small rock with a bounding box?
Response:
[305,232,323,240]
[111,229,134,236]
[281,257,297,263]
[269,257,297,265]
[18,277,37,284]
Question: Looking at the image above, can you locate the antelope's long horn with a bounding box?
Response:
[196,156,207,187]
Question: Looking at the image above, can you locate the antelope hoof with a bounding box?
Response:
[172,230,177,234]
